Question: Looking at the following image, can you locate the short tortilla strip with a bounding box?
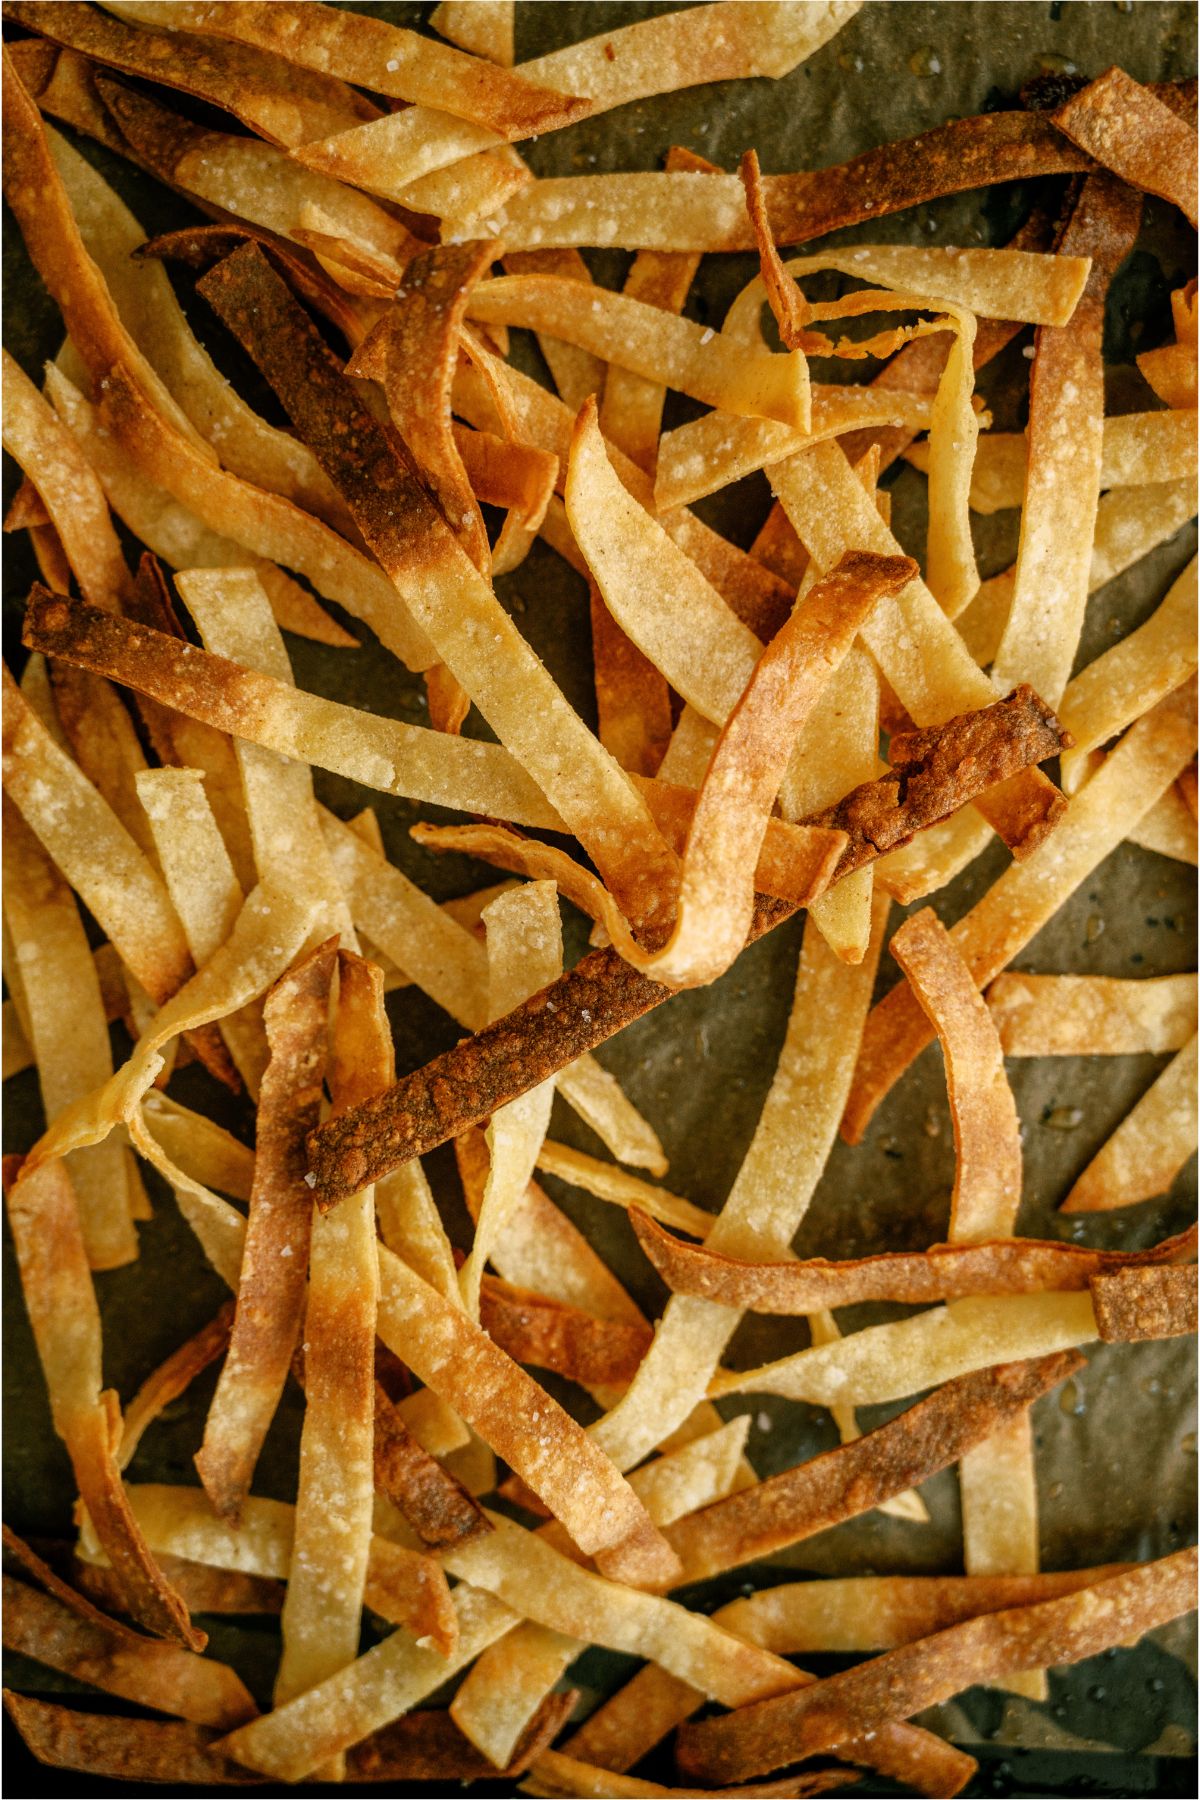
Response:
[1053,65,1198,224]
[988,972,1198,1057]
[1062,1033,1198,1213]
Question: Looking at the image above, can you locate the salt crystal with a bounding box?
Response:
[756,1411,773,1432]
[699,327,715,346]
[303,1171,317,1188]
[386,58,400,72]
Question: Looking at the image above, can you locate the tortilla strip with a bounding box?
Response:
[1061,1033,1199,1214]
[629,1210,1196,1312]
[293,1,859,197]
[907,411,1199,512]
[1053,66,1198,224]
[198,242,678,930]
[73,1553,283,1619]
[480,1278,653,1386]
[770,437,1064,856]
[988,973,1198,1057]
[503,248,608,412]
[0,1528,146,1649]
[119,1303,235,1476]
[991,176,1144,705]
[535,1141,713,1240]
[495,112,1089,253]
[1091,1266,1198,1343]
[843,680,1198,1142]
[675,1552,1198,1785]
[3,1157,201,1648]
[194,942,336,1523]
[374,1383,490,1551]
[889,909,1021,1242]
[431,0,515,66]
[307,689,1068,1199]
[589,580,675,779]
[1137,280,1197,407]
[666,1352,1083,1588]
[2,1576,255,1730]
[2,1691,263,1787]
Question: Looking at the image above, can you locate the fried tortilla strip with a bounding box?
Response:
[988,973,1198,1057]
[589,580,675,779]
[907,411,1199,512]
[467,277,810,428]
[630,1211,1196,1312]
[1,1528,147,1645]
[198,242,678,930]
[374,1384,490,1551]
[1137,280,1197,408]
[2,1576,254,1729]
[480,1279,653,1386]
[74,1553,283,1619]
[355,1693,577,1783]
[135,1095,254,1203]
[307,691,1067,1199]
[535,1141,712,1240]
[665,1353,1083,1588]
[844,681,1198,1141]
[991,176,1144,705]
[1062,1033,1199,1213]
[2,799,135,1270]
[1053,66,1198,224]
[2,1692,262,1787]
[3,1157,201,1648]
[503,249,608,412]
[431,0,515,65]
[118,1304,235,1475]
[2,667,192,1007]
[294,2,858,197]
[523,1750,860,1797]
[675,1551,1198,1786]
[194,942,336,1523]
[1091,1266,1198,1342]
[496,111,1088,252]
[890,909,1021,1243]
[770,437,1064,856]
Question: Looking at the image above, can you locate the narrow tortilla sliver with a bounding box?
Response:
[1062,1033,1199,1214]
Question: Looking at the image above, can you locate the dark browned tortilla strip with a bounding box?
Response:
[630,1211,1198,1313]
[661,1353,1085,1588]
[1,1526,149,1648]
[674,1550,1199,1786]
[479,1276,656,1386]
[372,1381,491,1551]
[1090,1265,1199,1342]
[304,690,1069,1202]
[73,1551,285,1620]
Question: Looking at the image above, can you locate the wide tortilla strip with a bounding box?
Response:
[307,688,1068,1199]
[675,1551,1198,1785]
[629,1211,1196,1312]
[1053,65,1198,224]
[661,1352,1083,1587]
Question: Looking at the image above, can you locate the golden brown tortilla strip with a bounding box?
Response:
[352,1692,578,1783]
[73,1553,284,1618]
[987,972,1198,1057]
[1061,1033,1198,1213]
[889,908,1021,1243]
[2,1575,256,1729]
[430,0,515,67]
[522,1749,859,1799]
[373,1382,491,1551]
[1090,1266,1198,1342]
[589,579,675,779]
[1053,65,1198,224]
[194,941,337,1522]
[662,1353,1084,1587]
[628,1210,1197,1312]
[1,1527,148,1647]
[479,1277,654,1386]
[1137,281,1197,408]
[675,1551,1198,1786]
[503,249,608,412]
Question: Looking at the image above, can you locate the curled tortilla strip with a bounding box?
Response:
[907,411,1199,512]
[308,690,1067,1202]
[495,111,1088,253]
[990,175,1144,705]
[843,680,1198,1143]
[195,942,335,1524]
[889,909,1021,1242]
[521,1757,856,1800]
[1091,1266,1198,1342]
[293,1,858,197]
[119,1304,235,1473]
[1062,1032,1199,1214]
[198,242,678,930]
[2,799,136,1270]
[3,1158,201,1647]
[664,1352,1083,1588]
[467,277,810,428]
[1,1576,255,1730]
[629,1210,1196,1312]
[988,972,1198,1057]
[675,1552,1198,1786]
[1053,66,1198,225]
[1137,280,1197,408]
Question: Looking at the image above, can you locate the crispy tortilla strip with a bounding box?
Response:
[308,691,1066,1200]
[480,1278,653,1386]
[988,973,1198,1057]
[119,1303,235,1477]
[2,1576,254,1729]
[770,437,1064,856]
[468,277,811,428]
[356,1693,577,1782]
[665,1352,1083,1588]
[991,175,1144,705]
[536,1141,712,1240]
[431,0,515,65]
[496,112,1088,253]
[675,1552,1198,1785]
[1091,1266,1198,1342]
[589,580,674,778]
[629,1210,1196,1312]
[74,1553,283,1618]
[907,411,1199,511]
[503,249,608,412]
[194,942,336,1523]
[274,955,380,1744]
[137,1094,255,1202]
[374,1383,490,1551]
[1062,1033,1198,1213]
[1137,281,1197,407]
[2,667,192,1007]
[522,1749,859,1797]
[46,660,159,871]
[198,242,678,929]
[2,799,135,1270]
[3,1158,201,1647]
[890,909,1021,1242]
[843,681,1198,1142]
[2,1692,261,1787]
[1053,66,1198,224]
[294,2,858,197]
[1,1528,147,1647]
[460,884,562,1316]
